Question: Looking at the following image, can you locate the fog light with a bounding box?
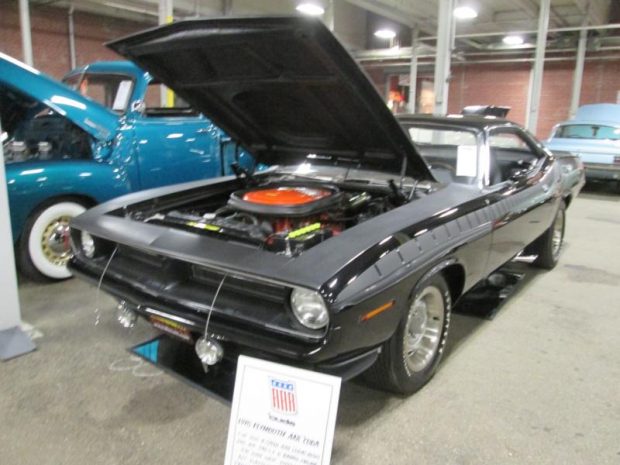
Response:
[195,337,224,366]
[117,301,137,329]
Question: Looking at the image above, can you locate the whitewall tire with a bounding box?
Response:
[19,201,87,281]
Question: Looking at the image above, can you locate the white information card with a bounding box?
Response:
[224,355,341,465]
[456,144,478,177]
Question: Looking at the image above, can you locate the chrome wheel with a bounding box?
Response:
[403,286,445,374]
[551,208,565,258]
[40,216,72,266]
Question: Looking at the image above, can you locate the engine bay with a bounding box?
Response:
[2,113,92,164]
[145,181,399,257]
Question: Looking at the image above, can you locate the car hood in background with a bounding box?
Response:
[107,16,433,180]
[0,53,118,142]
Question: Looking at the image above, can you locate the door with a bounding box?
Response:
[483,128,558,273]
[131,86,224,189]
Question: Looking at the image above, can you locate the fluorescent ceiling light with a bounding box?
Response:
[454,6,478,20]
[296,3,325,16]
[503,35,524,45]
[374,29,397,40]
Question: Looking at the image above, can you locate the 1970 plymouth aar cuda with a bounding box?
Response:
[70,17,583,395]
[1,54,252,281]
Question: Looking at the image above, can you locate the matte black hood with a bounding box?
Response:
[107,16,432,179]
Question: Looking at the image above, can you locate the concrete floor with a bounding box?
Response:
[1,186,619,465]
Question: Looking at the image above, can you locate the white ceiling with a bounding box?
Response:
[29,0,615,52]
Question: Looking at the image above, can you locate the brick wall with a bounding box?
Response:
[0,0,151,79]
[365,57,620,139]
[447,62,531,130]
[2,0,619,139]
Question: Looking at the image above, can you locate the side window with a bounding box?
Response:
[142,83,198,117]
[78,75,133,113]
[488,130,539,185]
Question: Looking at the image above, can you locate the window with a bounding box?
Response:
[489,132,531,150]
[63,73,134,114]
[488,129,539,185]
[405,125,479,185]
[555,124,620,140]
[142,82,197,117]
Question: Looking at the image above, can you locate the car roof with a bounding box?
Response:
[555,120,620,128]
[64,60,146,79]
[397,113,517,131]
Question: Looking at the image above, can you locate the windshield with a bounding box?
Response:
[63,73,134,114]
[404,124,479,185]
[554,124,620,140]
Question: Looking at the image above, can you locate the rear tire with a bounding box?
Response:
[365,274,451,395]
[18,200,87,282]
[530,201,566,270]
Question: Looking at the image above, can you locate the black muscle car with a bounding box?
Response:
[69,17,583,395]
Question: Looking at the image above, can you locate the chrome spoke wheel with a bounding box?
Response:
[40,215,72,266]
[403,286,445,374]
[551,208,565,258]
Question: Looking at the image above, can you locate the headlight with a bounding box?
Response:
[81,231,95,258]
[290,288,329,329]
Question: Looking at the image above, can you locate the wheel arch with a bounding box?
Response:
[16,194,98,241]
[440,263,466,304]
[412,258,466,306]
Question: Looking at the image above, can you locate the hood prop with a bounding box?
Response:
[231,162,257,188]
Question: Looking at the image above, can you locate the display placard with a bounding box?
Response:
[224,356,341,465]
[456,144,478,177]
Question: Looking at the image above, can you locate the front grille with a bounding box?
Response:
[192,266,287,303]
[79,245,325,342]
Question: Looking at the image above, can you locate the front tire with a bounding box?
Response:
[530,201,566,270]
[365,274,452,395]
[18,200,87,281]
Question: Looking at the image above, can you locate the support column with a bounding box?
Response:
[68,5,77,69]
[433,0,455,115]
[222,0,233,16]
[0,120,35,360]
[569,29,588,118]
[158,0,174,107]
[408,28,419,113]
[526,0,551,134]
[324,0,335,32]
[18,0,33,66]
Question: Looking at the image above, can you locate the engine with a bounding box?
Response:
[3,114,92,164]
[156,183,389,256]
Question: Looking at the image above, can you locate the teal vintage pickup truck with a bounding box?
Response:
[1,53,252,280]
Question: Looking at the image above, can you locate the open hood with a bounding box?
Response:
[107,17,432,179]
[0,53,118,142]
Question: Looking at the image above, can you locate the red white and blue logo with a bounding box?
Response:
[270,378,297,415]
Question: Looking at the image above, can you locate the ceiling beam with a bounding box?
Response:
[344,0,437,35]
[573,0,607,25]
[510,0,569,28]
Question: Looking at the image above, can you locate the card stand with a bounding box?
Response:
[131,336,236,403]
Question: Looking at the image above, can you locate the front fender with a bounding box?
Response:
[6,160,132,241]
